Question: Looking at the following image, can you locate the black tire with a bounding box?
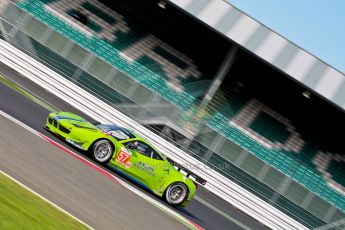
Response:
[91,139,114,164]
[164,182,188,206]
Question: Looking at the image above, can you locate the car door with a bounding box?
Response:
[117,140,169,189]
[111,142,143,181]
[143,150,171,193]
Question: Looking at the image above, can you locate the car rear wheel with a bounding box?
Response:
[165,182,188,206]
[91,140,114,164]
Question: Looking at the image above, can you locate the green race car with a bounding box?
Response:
[45,111,197,206]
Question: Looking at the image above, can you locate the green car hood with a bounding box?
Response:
[51,112,98,130]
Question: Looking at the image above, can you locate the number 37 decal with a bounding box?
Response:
[116,150,132,168]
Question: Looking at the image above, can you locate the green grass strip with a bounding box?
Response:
[0,172,89,229]
[0,75,58,112]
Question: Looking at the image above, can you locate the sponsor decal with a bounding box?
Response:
[66,139,84,150]
[53,116,85,122]
[125,161,132,168]
[134,161,155,177]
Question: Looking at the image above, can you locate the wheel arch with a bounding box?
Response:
[163,180,190,195]
[88,138,116,153]
[163,181,190,206]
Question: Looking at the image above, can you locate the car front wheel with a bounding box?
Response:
[91,140,114,164]
[165,182,188,206]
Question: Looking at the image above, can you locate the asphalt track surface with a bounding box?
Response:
[0,62,269,230]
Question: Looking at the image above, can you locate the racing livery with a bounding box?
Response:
[45,111,197,206]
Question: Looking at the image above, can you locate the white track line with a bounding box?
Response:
[0,170,94,229]
[195,195,251,230]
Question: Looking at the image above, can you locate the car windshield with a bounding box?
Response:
[97,124,134,140]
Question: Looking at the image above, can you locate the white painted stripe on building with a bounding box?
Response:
[284,50,316,82]
[197,0,231,26]
[254,32,287,63]
[226,15,260,45]
[314,68,345,99]
[169,0,194,8]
